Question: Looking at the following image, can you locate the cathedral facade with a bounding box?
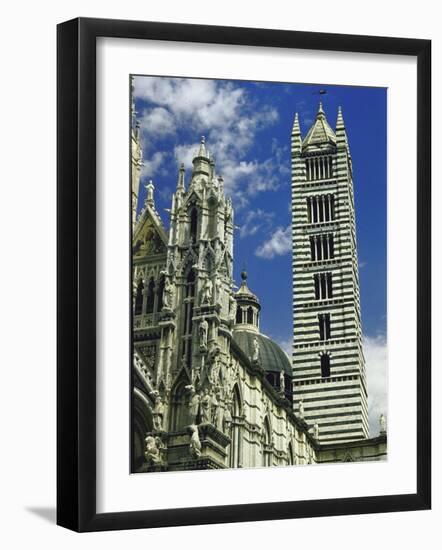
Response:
[131,105,387,473]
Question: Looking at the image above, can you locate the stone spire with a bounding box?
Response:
[197,136,208,158]
[177,162,185,194]
[335,106,349,148]
[291,112,302,155]
[192,136,211,176]
[301,103,336,151]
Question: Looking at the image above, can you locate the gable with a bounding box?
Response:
[133,209,168,259]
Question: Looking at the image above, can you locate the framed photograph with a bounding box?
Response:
[57,17,431,532]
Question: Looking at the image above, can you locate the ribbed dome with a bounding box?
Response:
[232,330,292,376]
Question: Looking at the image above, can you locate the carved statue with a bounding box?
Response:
[162,278,175,310]
[225,359,238,394]
[280,370,286,394]
[200,388,212,424]
[208,345,221,384]
[223,403,232,431]
[153,395,165,431]
[252,336,260,363]
[211,390,221,429]
[186,385,200,424]
[201,278,213,304]
[229,293,237,322]
[298,398,304,419]
[379,413,387,434]
[199,318,208,351]
[225,198,233,221]
[215,276,222,304]
[144,435,162,465]
[189,425,202,458]
[313,423,319,439]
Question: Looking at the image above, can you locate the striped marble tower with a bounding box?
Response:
[291,103,369,444]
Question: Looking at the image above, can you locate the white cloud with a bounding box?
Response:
[255,225,292,259]
[140,107,175,136]
[134,76,281,207]
[141,151,167,179]
[364,334,388,437]
[238,209,274,238]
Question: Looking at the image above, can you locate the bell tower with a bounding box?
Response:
[291,104,369,444]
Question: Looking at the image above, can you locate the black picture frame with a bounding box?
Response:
[57,17,431,532]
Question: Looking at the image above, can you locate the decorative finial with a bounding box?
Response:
[196,135,208,159]
[336,106,345,127]
[241,269,247,281]
[292,112,301,134]
[145,180,154,204]
[379,413,387,434]
[177,163,185,192]
[317,101,325,116]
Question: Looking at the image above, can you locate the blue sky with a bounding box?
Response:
[132,76,387,434]
[133,76,386,342]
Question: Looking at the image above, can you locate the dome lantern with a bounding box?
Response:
[233,270,261,331]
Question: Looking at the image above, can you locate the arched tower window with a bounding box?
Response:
[263,417,272,467]
[230,385,242,468]
[171,381,188,431]
[134,279,144,315]
[182,269,196,367]
[288,441,295,466]
[145,278,155,314]
[190,208,198,241]
[236,306,243,324]
[321,354,331,378]
[247,306,254,324]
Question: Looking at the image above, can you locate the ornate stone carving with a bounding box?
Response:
[280,370,285,394]
[298,398,304,419]
[189,425,202,458]
[153,395,165,431]
[162,277,175,310]
[215,276,222,305]
[211,390,221,429]
[138,344,156,370]
[312,423,319,439]
[186,384,201,425]
[198,317,208,352]
[201,277,213,304]
[228,293,237,322]
[200,388,212,424]
[208,345,221,385]
[144,435,163,465]
[252,336,260,363]
[223,401,232,431]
